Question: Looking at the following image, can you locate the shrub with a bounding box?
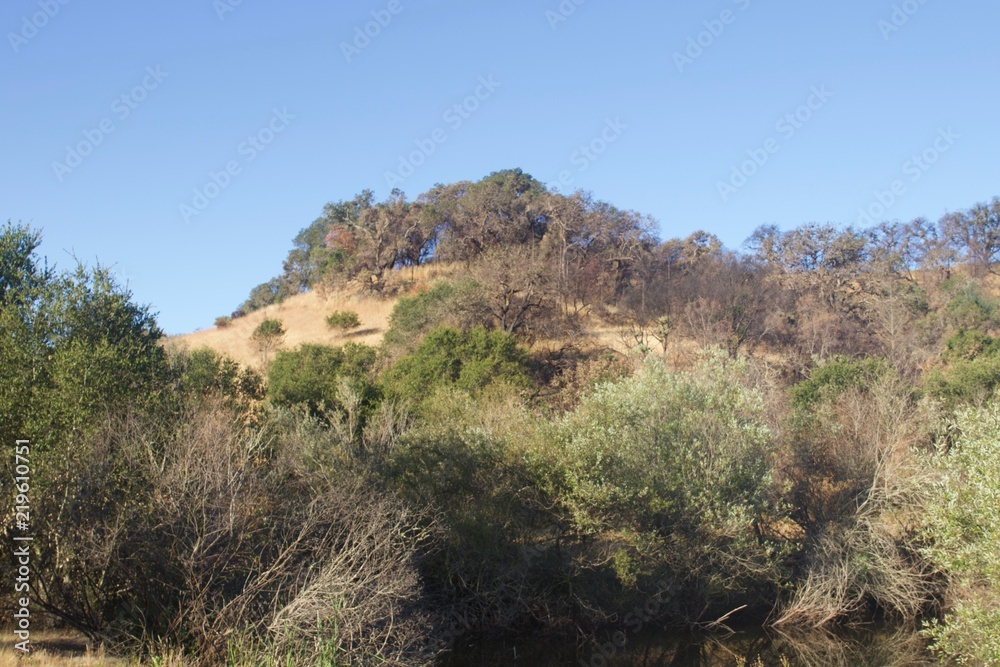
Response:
[922,402,1000,664]
[941,277,998,331]
[550,353,790,616]
[382,327,532,408]
[779,368,937,627]
[325,309,361,333]
[383,280,488,352]
[943,329,1000,362]
[28,404,436,664]
[178,347,264,409]
[927,333,1000,410]
[214,315,233,328]
[268,343,379,433]
[790,356,894,410]
[386,385,556,631]
[240,277,292,315]
[251,318,285,364]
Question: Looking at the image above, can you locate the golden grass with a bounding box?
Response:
[0,631,120,666]
[171,288,396,369]
[170,264,465,368]
[169,258,720,372]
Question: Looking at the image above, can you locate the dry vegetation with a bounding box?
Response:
[0,631,114,666]
[7,183,1000,665]
[174,289,394,367]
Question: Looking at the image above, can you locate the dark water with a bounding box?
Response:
[438,625,935,667]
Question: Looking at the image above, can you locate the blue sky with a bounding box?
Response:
[2,0,998,334]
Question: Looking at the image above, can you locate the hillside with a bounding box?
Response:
[171,288,397,367]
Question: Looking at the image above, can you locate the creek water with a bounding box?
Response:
[438,624,935,666]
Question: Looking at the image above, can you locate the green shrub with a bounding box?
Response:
[382,327,532,408]
[383,280,487,352]
[179,347,264,404]
[943,329,1000,362]
[928,331,1000,410]
[240,277,292,314]
[942,277,998,331]
[926,355,1000,409]
[383,281,458,350]
[922,402,1000,664]
[385,384,568,630]
[268,343,379,420]
[214,316,232,328]
[550,353,789,612]
[790,356,894,409]
[325,310,361,333]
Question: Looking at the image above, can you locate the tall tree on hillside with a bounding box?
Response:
[470,245,556,337]
[347,191,428,289]
[941,198,1000,277]
[286,191,374,291]
[431,169,549,263]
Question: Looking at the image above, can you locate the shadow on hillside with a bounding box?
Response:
[345,328,381,338]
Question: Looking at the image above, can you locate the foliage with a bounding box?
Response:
[325,309,361,333]
[790,357,894,410]
[20,404,436,665]
[251,318,285,364]
[922,402,1000,664]
[943,328,1000,362]
[214,315,232,328]
[382,279,489,352]
[941,276,999,330]
[780,367,937,627]
[381,327,533,408]
[240,277,293,314]
[176,346,264,406]
[927,331,1000,409]
[385,385,559,631]
[548,353,790,615]
[268,342,379,423]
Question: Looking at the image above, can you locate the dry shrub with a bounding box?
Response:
[32,402,436,666]
[261,489,432,665]
[777,375,938,627]
[771,626,934,667]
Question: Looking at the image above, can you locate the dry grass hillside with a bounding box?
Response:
[172,289,396,368]
[170,261,700,368]
[170,264,463,367]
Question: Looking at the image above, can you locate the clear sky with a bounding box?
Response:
[2,0,998,334]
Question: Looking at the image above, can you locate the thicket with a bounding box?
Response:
[6,183,1000,665]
